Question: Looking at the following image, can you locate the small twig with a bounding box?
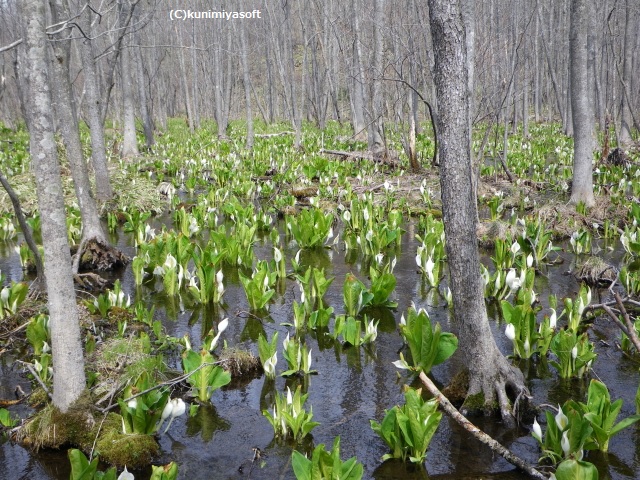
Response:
[98,360,222,413]
[236,310,266,322]
[89,413,109,460]
[601,304,631,339]
[615,292,640,351]
[17,361,52,399]
[419,372,548,480]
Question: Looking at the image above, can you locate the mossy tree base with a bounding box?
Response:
[15,392,159,469]
[442,369,503,416]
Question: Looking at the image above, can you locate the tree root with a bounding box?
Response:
[73,238,129,273]
[420,372,548,480]
[463,355,530,429]
[74,273,111,291]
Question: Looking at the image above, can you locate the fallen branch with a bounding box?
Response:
[0,168,45,291]
[97,360,222,413]
[319,148,399,167]
[255,131,295,138]
[419,372,547,480]
[615,292,640,352]
[16,361,52,400]
[589,295,640,352]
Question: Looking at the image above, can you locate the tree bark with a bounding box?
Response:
[120,0,138,158]
[427,0,526,426]
[0,169,44,290]
[239,20,254,149]
[48,0,107,246]
[136,43,154,148]
[77,1,113,202]
[20,0,86,412]
[618,0,633,147]
[569,0,595,207]
[368,0,385,153]
[351,0,367,141]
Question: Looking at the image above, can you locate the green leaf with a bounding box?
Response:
[554,459,599,480]
[432,332,458,366]
[68,449,98,480]
[292,450,312,480]
[0,408,16,427]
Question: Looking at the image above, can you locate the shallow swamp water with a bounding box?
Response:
[1,216,640,480]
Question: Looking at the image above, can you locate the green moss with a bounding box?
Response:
[94,413,159,469]
[27,388,49,407]
[461,391,500,416]
[441,370,469,406]
[17,393,159,469]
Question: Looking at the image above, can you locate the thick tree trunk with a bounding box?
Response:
[427,0,525,426]
[569,0,595,207]
[20,0,86,412]
[77,1,113,202]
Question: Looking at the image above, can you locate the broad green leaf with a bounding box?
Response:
[554,459,599,480]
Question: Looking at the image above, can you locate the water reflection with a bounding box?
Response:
[3,219,640,479]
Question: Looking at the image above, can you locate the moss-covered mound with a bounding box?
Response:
[16,393,159,469]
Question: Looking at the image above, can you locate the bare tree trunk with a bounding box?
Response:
[136,44,154,148]
[177,24,194,132]
[351,0,367,141]
[240,19,254,149]
[48,0,107,245]
[265,40,274,123]
[190,19,200,129]
[368,0,385,153]
[20,0,86,412]
[120,33,138,157]
[427,0,526,427]
[618,0,633,146]
[77,1,113,201]
[533,5,540,123]
[569,0,595,207]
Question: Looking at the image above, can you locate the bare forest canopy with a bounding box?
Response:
[0,0,638,144]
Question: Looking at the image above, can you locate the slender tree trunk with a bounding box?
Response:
[136,44,154,148]
[618,0,633,146]
[368,0,385,153]
[265,40,274,123]
[20,0,86,412]
[77,1,113,201]
[534,6,540,123]
[177,25,194,132]
[569,0,595,207]
[120,38,138,157]
[351,0,367,141]
[48,0,107,246]
[427,0,526,427]
[240,20,254,149]
[190,19,200,129]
